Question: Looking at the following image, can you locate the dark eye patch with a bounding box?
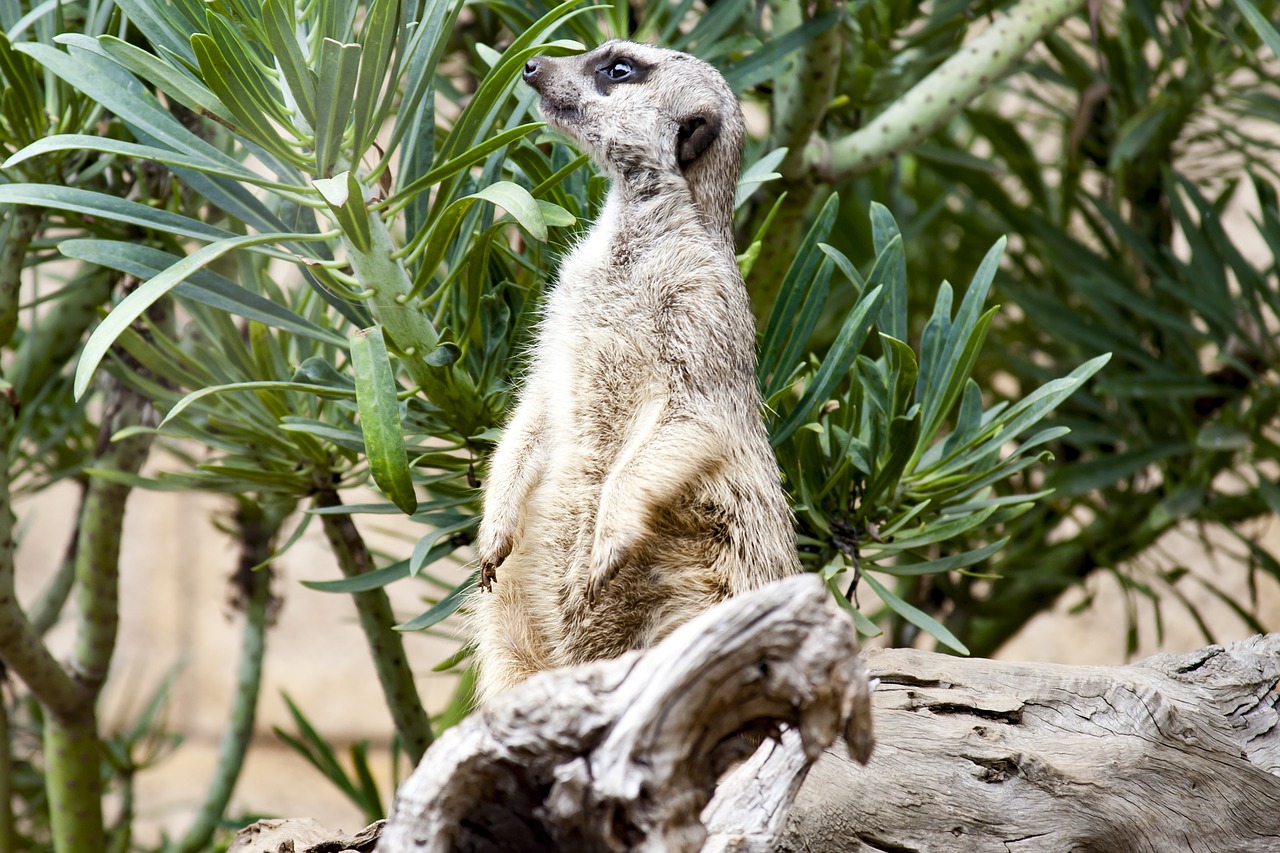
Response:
[600,59,634,80]
[592,54,650,94]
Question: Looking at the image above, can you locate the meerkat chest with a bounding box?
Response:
[532,210,670,454]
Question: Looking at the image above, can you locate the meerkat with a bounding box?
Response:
[470,41,800,702]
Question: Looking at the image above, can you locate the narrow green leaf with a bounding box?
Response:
[384,0,465,158]
[6,134,262,185]
[472,181,548,242]
[315,171,372,253]
[772,283,887,446]
[1229,0,1280,58]
[721,9,840,91]
[759,194,840,388]
[303,559,411,592]
[861,571,969,655]
[16,41,244,171]
[934,353,1112,477]
[77,230,327,399]
[872,538,1009,577]
[409,538,459,578]
[161,380,355,426]
[98,34,230,120]
[864,412,922,506]
[59,239,345,346]
[869,203,907,341]
[113,0,203,62]
[191,33,303,166]
[920,236,1006,452]
[819,242,865,294]
[394,574,476,631]
[735,146,787,209]
[0,183,232,242]
[351,326,417,515]
[314,38,362,177]
[353,0,402,153]
[873,505,1000,553]
[824,575,883,637]
[1256,468,1280,516]
[262,0,318,128]
[387,123,543,208]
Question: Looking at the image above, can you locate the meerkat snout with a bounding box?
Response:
[521,57,542,85]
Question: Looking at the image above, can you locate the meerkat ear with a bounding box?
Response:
[676,113,722,168]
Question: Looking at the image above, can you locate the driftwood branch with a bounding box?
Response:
[377,575,873,853]
[231,580,1280,853]
[781,635,1280,852]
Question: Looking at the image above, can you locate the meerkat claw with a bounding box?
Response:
[479,559,499,592]
[585,538,629,605]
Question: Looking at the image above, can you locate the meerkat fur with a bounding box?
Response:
[470,41,800,702]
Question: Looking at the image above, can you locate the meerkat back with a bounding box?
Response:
[470,41,800,702]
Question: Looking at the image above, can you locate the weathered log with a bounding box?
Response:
[377,574,874,853]
[241,578,1279,853]
[779,634,1280,852]
[229,817,383,852]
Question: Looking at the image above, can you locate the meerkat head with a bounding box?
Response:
[522,41,745,239]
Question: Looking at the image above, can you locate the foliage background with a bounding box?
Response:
[0,0,1277,849]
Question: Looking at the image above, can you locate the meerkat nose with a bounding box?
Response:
[522,58,542,85]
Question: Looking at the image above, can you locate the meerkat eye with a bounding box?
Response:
[598,59,635,82]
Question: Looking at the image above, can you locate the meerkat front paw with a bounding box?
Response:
[585,524,639,604]
[474,526,514,592]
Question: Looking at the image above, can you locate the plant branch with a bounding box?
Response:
[68,395,154,694]
[0,393,83,717]
[770,0,842,181]
[28,481,85,636]
[0,666,13,853]
[314,486,434,763]
[172,499,283,853]
[0,206,40,346]
[343,219,486,438]
[811,0,1086,181]
[745,0,844,317]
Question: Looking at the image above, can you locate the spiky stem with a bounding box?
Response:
[172,499,282,853]
[315,486,434,762]
[43,708,105,852]
[813,0,1086,180]
[0,206,39,346]
[0,667,13,853]
[343,218,485,437]
[747,0,843,317]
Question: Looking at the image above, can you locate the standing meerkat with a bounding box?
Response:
[471,41,800,701]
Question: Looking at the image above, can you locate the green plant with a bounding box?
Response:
[764,199,1107,650]
[1,0,1274,849]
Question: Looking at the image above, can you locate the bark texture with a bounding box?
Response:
[240,578,1279,853]
[378,574,874,853]
[781,634,1280,852]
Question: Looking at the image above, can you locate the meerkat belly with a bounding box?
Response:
[519,324,655,551]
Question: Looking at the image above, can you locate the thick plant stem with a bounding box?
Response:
[0,205,39,346]
[172,500,281,853]
[770,0,841,182]
[44,708,105,852]
[0,448,82,718]
[343,219,485,437]
[69,417,153,694]
[12,266,115,403]
[0,668,13,853]
[814,0,1087,180]
[44,385,154,853]
[315,487,434,763]
[746,0,842,316]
